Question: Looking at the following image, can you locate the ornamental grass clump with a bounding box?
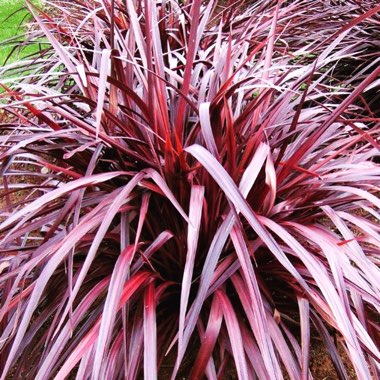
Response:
[0,0,379,379]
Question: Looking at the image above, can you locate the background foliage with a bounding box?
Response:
[0,0,43,65]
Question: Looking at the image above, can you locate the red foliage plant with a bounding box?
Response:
[0,0,380,379]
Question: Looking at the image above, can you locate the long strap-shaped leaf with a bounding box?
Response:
[178,185,204,360]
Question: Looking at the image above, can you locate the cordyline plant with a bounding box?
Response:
[0,0,380,378]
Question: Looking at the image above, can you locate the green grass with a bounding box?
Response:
[0,0,42,66]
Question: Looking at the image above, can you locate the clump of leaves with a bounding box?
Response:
[1,0,380,379]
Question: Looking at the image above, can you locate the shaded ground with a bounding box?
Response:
[310,339,356,379]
